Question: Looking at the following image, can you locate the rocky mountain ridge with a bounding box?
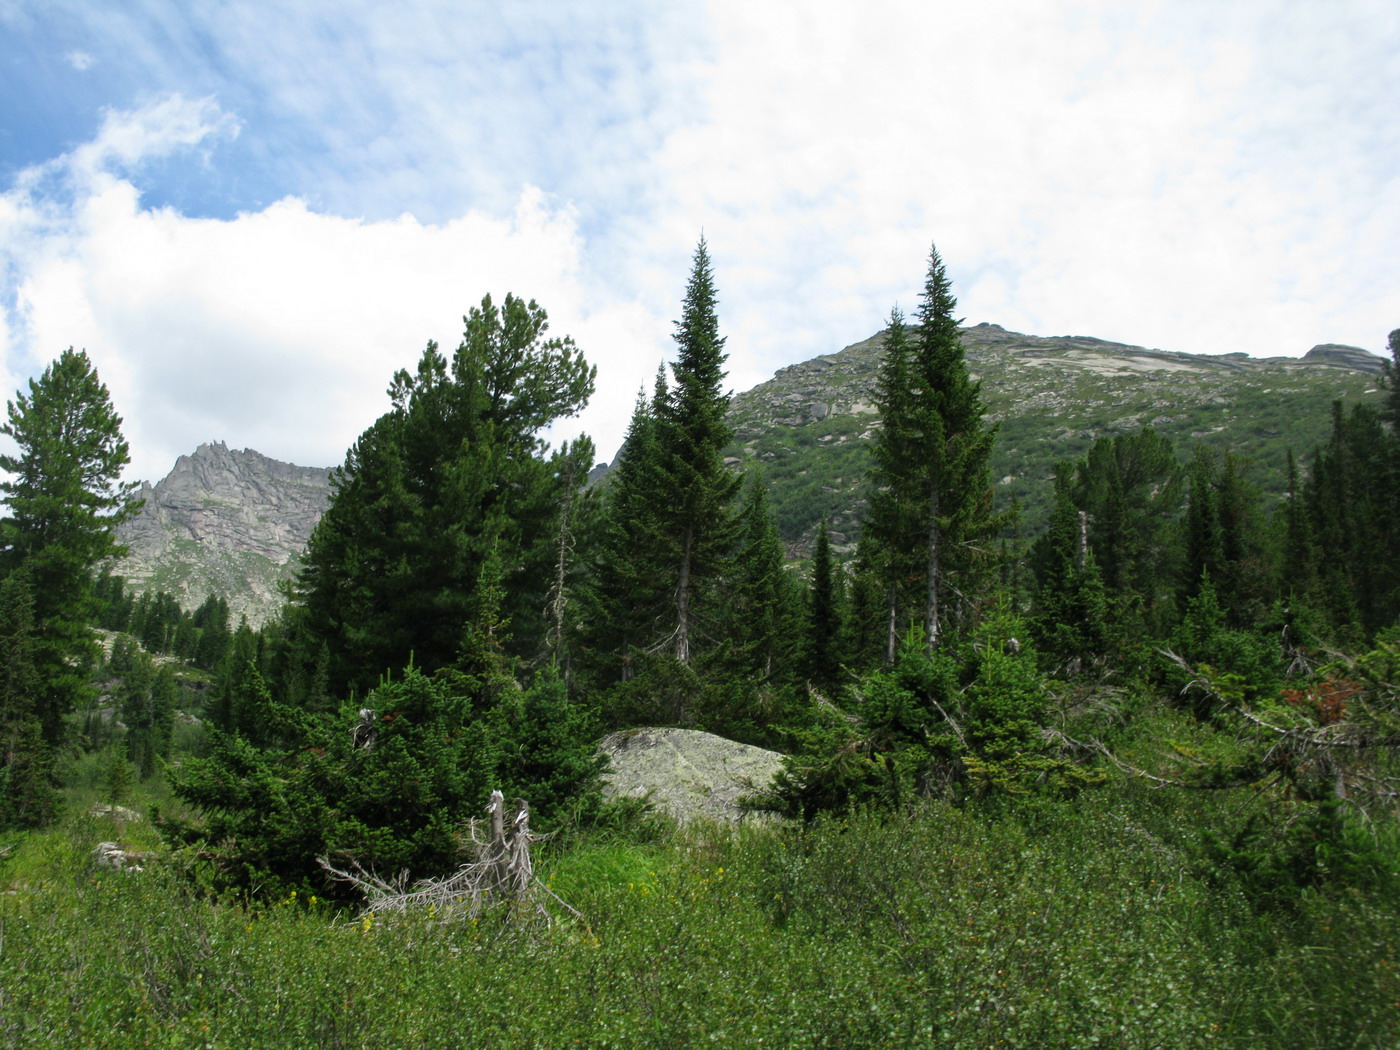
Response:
[116,442,332,626]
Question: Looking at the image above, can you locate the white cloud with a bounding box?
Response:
[65,49,93,71]
[2,98,664,482]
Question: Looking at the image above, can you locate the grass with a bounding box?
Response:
[4,776,1397,1049]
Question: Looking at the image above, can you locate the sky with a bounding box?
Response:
[1,0,1396,484]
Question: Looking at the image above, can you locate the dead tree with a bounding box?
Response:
[318,791,581,925]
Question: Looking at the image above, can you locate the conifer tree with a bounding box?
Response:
[728,468,795,680]
[866,306,921,662]
[584,383,672,680]
[297,294,595,695]
[1072,428,1181,638]
[0,573,56,828]
[866,245,998,656]
[1032,466,1113,671]
[0,348,142,745]
[654,238,740,664]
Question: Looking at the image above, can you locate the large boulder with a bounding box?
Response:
[599,727,785,825]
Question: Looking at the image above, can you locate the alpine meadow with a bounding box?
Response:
[5,240,1400,1049]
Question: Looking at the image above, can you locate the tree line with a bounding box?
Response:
[2,244,1398,903]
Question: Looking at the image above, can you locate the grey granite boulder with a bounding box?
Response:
[599,727,785,825]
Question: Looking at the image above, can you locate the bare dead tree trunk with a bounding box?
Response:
[675,527,694,666]
[886,581,899,665]
[318,790,577,925]
[488,789,509,893]
[1077,510,1089,573]
[926,482,941,656]
[546,463,577,666]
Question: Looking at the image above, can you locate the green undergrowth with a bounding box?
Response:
[2,789,1397,1049]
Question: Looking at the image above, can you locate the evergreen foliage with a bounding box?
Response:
[296,295,595,695]
[866,247,999,656]
[0,348,141,746]
[653,238,740,665]
[727,468,797,682]
[802,518,843,691]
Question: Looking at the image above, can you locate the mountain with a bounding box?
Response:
[112,325,1386,621]
[729,323,1386,554]
[116,442,333,626]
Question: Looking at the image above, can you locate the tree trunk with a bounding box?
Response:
[926,482,941,656]
[675,527,694,665]
[886,581,899,665]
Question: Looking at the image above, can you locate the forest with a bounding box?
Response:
[2,239,1399,1047]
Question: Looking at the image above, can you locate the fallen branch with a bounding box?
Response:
[318,791,582,926]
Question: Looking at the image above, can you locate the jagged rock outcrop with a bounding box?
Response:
[599,727,784,824]
[116,442,332,626]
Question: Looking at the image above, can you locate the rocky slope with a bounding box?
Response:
[116,442,332,626]
[728,324,1387,554]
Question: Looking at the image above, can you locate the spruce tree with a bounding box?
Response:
[0,573,56,828]
[655,238,740,664]
[866,306,922,662]
[0,348,142,745]
[584,383,672,680]
[728,468,797,681]
[866,245,998,656]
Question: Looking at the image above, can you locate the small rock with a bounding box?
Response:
[89,804,142,822]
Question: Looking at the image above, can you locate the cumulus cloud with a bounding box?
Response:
[1,96,663,482]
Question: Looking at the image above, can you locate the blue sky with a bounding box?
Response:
[1,0,1397,483]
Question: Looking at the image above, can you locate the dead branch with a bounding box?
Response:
[318,790,582,926]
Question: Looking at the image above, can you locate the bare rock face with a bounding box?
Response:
[116,442,333,626]
[599,727,785,824]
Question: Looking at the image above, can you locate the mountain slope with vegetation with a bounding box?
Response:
[730,323,1384,552]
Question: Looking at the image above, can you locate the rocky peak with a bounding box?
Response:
[116,443,333,626]
[1302,344,1386,373]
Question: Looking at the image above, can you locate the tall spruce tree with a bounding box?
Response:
[0,348,141,746]
[866,245,998,656]
[728,468,795,681]
[655,238,740,664]
[584,382,673,681]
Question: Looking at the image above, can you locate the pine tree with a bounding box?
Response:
[655,238,740,664]
[297,294,595,696]
[866,245,999,656]
[0,348,142,745]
